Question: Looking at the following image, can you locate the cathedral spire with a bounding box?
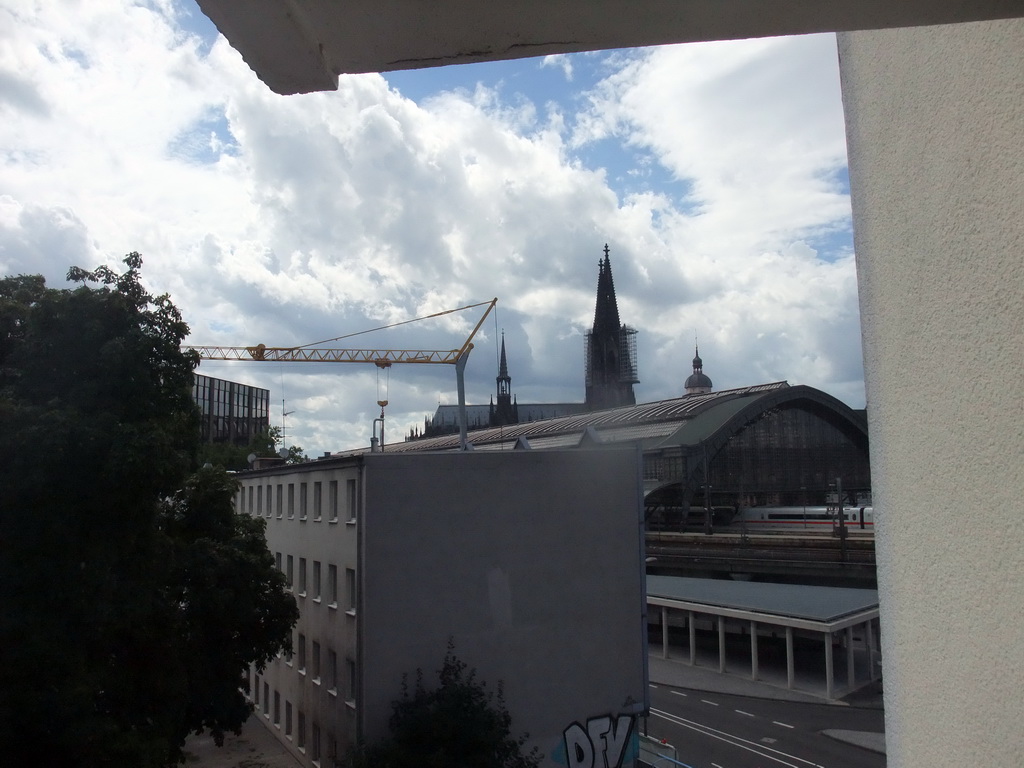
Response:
[592,244,623,335]
[585,244,638,410]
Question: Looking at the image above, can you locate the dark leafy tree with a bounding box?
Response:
[159,466,299,747]
[0,254,297,767]
[347,641,541,768]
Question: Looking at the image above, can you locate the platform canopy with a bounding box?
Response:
[648,575,878,625]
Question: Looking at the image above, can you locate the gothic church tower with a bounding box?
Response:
[585,245,638,410]
[489,332,518,426]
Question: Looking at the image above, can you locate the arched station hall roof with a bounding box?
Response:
[361,381,867,459]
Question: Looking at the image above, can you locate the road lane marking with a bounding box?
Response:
[649,708,825,768]
[700,699,720,706]
[671,691,688,697]
[735,710,755,717]
[712,763,725,768]
[773,721,795,729]
[649,684,659,689]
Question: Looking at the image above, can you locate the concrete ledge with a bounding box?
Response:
[822,728,886,755]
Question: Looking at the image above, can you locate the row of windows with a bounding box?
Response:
[194,374,270,419]
[283,634,357,702]
[274,554,356,612]
[250,672,343,764]
[241,478,358,523]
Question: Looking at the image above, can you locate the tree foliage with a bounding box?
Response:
[198,425,309,471]
[0,254,298,766]
[347,641,541,768]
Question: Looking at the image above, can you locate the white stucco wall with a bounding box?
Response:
[239,461,363,765]
[839,18,1024,766]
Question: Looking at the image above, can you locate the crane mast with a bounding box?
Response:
[188,298,497,451]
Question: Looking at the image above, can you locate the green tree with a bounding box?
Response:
[198,425,308,471]
[159,466,299,747]
[0,254,297,766]
[347,641,541,768]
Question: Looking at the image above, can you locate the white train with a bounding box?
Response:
[730,505,875,531]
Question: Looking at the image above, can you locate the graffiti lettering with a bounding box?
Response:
[560,714,635,768]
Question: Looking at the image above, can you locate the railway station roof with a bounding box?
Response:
[647,575,878,629]
[361,381,865,456]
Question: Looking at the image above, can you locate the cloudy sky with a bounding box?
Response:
[1,1,863,455]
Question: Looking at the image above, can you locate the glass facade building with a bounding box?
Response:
[192,373,270,445]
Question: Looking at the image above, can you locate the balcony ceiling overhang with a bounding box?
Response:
[195,1,1023,95]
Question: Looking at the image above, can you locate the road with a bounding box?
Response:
[642,683,885,768]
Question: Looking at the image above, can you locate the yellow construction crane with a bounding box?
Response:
[188,298,497,451]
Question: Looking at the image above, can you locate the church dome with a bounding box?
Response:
[684,371,713,390]
[684,345,713,394]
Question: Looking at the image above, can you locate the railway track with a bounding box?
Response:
[645,531,877,582]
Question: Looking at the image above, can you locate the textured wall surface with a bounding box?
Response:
[839,18,1024,766]
[360,449,647,765]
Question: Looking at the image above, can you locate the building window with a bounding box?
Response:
[256,485,263,516]
[327,732,337,766]
[299,482,308,520]
[266,484,273,517]
[327,649,337,693]
[346,478,357,523]
[285,700,292,737]
[287,555,294,589]
[345,658,356,704]
[328,564,338,607]
[313,561,321,601]
[311,722,321,762]
[297,633,306,673]
[313,481,322,521]
[248,486,254,515]
[264,682,270,716]
[254,674,260,705]
[273,691,280,726]
[275,551,282,571]
[287,483,295,519]
[312,641,321,682]
[299,558,307,596]
[345,568,356,614]
[297,710,305,750]
[276,484,283,518]
[328,480,338,522]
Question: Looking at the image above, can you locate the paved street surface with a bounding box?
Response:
[183,718,302,768]
[644,683,885,768]
[645,651,885,767]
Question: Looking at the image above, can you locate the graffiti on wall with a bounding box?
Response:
[554,713,637,768]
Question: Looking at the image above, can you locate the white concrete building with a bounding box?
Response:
[240,448,647,767]
[200,4,1024,764]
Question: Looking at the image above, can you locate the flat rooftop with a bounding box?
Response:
[647,575,878,623]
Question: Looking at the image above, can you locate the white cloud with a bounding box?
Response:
[540,54,574,81]
[0,2,863,453]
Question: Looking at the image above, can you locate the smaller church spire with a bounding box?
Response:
[490,330,517,427]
